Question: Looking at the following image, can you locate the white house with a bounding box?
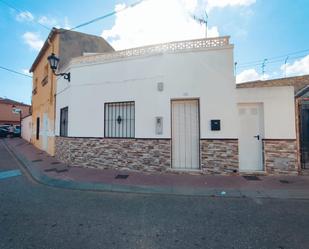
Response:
[21,115,32,142]
[236,86,297,175]
[54,36,299,175]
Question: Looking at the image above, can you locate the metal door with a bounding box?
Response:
[238,103,264,172]
[300,101,309,169]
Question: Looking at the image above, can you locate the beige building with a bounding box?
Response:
[29,28,114,155]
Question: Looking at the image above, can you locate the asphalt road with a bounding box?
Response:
[0,139,309,249]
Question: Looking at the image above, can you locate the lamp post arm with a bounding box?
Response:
[52,70,70,82]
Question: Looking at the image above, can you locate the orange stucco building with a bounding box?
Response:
[29,27,113,155]
[30,29,59,155]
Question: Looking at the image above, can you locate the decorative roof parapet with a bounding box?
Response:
[71,36,230,66]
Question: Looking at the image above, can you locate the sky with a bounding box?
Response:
[0,0,309,104]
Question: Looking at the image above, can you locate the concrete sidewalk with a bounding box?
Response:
[3,138,309,199]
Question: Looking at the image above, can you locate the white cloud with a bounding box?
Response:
[22,32,44,51]
[280,55,309,77]
[16,11,34,22]
[102,0,219,50]
[206,0,256,11]
[22,69,32,76]
[38,16,58,27]
[16,11,70,29]
[236,68,269,83]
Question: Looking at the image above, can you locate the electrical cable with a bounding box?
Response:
[237,48,309,67]
[58,0,147,34]
[0,66,32,78]
[0,0,50,30]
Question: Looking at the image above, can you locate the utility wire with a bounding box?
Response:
[59,0,147,33]
[0,0,50,30]
[0,66,32,78]
[237,54,309,69]
[237,48,309,67]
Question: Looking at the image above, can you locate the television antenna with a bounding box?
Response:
[192,11,208,38]
[261,59,268,79]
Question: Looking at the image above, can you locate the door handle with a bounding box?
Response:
[254,135,260,140]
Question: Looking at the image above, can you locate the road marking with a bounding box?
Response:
[0,169,22,180]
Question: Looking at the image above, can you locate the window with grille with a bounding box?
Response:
[104,102,135,138]
[60,107,68,137]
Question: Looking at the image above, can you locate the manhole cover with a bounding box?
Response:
[243,175,261,181]
[115,174,129,179]
[32,159,43,162]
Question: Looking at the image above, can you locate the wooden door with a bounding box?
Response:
[172,100,200,170]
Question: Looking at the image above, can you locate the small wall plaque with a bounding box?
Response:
[155,117,163,135]
[157,82,164,92]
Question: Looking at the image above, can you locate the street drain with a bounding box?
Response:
[51,162,61,165]
[32,159,43,162]
[44,168,56,172]
[115,174,129,179]
[56,168,68,173]
[279,180,290,184]
[243,175,261,181]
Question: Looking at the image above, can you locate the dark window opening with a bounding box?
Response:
[300,102,309,169]
[104,102,135,138]
[36,117,40,140]
[60,107,68,137]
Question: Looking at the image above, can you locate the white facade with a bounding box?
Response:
[236,86,296,172]
[55,37,238,139]
[53,37,300,174]
[21,115,32,142]
[236,86,296,139]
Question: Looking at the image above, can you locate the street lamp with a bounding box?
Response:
[47,53,70,82]
[12,105,21,138]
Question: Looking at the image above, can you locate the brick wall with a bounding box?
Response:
[200,139,239,175]
[56,137,300,175]
[55,137,240,175]
[263,139,298,175]
[56,137,171,173]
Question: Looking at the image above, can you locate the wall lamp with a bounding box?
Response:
[47,53,70,82]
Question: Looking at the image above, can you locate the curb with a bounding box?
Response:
[3,139,309,199]
[3,139,215,197]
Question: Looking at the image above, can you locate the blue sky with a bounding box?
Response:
[1,0,309,104]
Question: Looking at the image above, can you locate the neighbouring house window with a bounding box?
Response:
[104,102,135,138]
[60,107,68,137]
[41,64,49,86]
[36,117,40,140]
[33,78,38,95]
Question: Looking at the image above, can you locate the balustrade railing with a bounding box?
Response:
[72,36,230,65]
